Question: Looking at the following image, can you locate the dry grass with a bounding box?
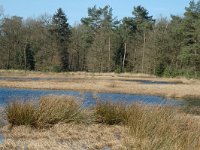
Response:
[127,104,200,150]
[1,70,200,149]
[5,101,36,127]
[5,96,90,129]
[0,123,130,150]
[1,97,200,149]
[0,99,200,150]
[95,101,128,125]
[95,102,200,149]
[0,70,200,99]
[36,96,86,128]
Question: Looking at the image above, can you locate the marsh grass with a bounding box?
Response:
[95,101,200,149]
[5,96,89,128]
[181,96,200,115]
[35,96,84,128]
[5,101,36,127]
[95,101,128,125]
[4,97,200,149]
[128,105,200,149]
[182,105,200,115]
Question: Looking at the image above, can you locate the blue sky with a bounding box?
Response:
[0,0,191,25]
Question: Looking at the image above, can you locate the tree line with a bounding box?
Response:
[0,0,200,78]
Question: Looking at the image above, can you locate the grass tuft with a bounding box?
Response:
[95,101,128,125]
[127,105,200,149]
[5,95,87,128]
[35,95,83,128]
[94,101,200,149]
[5,101,36,127]
[4,98,200,149]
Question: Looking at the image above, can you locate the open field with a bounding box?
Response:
[0,96,200,150]
[0,70,199,99]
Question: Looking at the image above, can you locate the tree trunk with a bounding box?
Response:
[24,44,27,72]
[123,43,127,70]
[108,36,111,71]
[7,49,11,69]
[141,32,146,73]
[108,36,111,62]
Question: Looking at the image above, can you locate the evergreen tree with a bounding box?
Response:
[132,6,155,31]
[81,5,119,31]
[179,0,200,76]
[52,8,71,71]
[25,43,35,70]
[81,5,119,72]
[113,40,128,72]
[132,6,155,73]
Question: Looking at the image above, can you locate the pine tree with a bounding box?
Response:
[25,43,35,70]
[132,6,155,73]
[52,8,71,71]
[179,0,200,76]
[81,5,119,72]
[113,40,127,72]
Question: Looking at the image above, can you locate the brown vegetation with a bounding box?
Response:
[0,70,200,99]
[0,123,129,150]
[5,96,89,128]
[1,96,200,149]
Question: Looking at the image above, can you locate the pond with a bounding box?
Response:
[0,87,185,107]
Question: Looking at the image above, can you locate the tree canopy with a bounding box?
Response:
[0,1,199,78]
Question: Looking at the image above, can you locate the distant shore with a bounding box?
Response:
[0,70,200,99]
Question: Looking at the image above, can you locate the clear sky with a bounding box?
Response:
[0,0,191,25]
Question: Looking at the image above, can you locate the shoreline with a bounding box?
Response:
[0,71,200,99]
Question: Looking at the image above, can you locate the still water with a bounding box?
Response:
[0,87,185,107]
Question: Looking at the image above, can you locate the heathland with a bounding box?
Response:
[0,70,200,149]
[0,0,200,149]
[0,95,200,150]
